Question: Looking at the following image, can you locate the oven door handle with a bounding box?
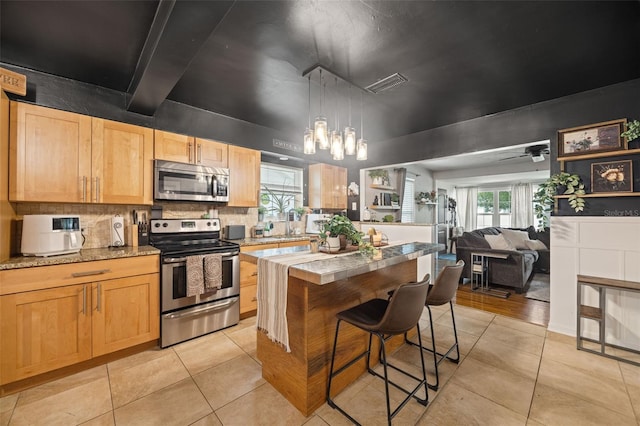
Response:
[164,297,239,319]
[163,252,239,263]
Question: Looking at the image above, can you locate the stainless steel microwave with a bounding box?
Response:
[154,160,229,202]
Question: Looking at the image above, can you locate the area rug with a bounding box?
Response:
[525,273,550,303]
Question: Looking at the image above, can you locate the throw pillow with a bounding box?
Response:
[501,229,530,250]
[525,239,548,250]
[484,234,515,251]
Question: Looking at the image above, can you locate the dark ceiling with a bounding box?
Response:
[1,1,639,145]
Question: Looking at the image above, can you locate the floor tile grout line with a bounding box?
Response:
[617,362,640,422]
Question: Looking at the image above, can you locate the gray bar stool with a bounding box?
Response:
[405,260,464,391]
[326,278,430,426]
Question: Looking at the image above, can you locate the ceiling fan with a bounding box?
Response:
[499,144,550,162]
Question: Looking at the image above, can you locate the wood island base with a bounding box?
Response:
[256,259,418,416]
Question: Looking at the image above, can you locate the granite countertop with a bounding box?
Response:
[0,246,160,271]
[229,235,312,246]
[241,242,443,285]
[358,222,438,226]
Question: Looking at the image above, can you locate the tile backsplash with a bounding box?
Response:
[13,202,304,251]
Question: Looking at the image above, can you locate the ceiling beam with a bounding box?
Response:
[126,0,235,116]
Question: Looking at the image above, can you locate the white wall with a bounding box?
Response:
[406,165,435,224]
[549,216,640,351]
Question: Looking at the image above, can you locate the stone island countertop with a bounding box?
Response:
[240,241,443,285]
[227,235,311,246]
[0,246,160,271]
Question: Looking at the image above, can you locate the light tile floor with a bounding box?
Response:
[2,305,639,426]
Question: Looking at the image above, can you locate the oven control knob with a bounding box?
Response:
[154,223,160,228]
[207,222,211,227]
[162,222,168,228]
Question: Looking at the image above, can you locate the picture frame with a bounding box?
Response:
[590,160,633,194]
[558,119,627,158]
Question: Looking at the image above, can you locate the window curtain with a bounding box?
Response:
[511,183,533,228]
[454,187,477,232]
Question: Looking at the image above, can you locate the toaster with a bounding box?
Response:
[21,215,82,257]
[225,225,245,240]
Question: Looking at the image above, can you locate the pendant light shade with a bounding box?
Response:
[344,126,356,155]
[356,138,367,161]
[303,75,316,155]
[315,116,329,149]
[331,131,344,160]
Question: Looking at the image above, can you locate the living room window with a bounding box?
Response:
[401,177,415,223]
[477,189,511,227]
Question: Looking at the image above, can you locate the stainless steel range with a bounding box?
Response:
[150,218,240,348]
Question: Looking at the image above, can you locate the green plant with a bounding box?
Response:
[390,193,400,204]
[320,215,362,244]
[294,206,307,217]
[358,241,380,257]
[368,169,389,179]
[415,191,436,203]
[261,184,294,214]
[621,119,640,142]
[382,214,394,223]
[533,172,586,228]
[258,206,267,214]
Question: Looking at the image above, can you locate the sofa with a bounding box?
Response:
[455,226,550,293]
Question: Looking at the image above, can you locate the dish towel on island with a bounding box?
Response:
[186,254,223,297]
[256,252,327,352]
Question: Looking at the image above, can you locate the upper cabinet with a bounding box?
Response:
[154,130,228,168]
[9,102,92,203]
[92,118,153,205]
[309,163,347,209]
[9,102,153,205]
[228,145,260,207]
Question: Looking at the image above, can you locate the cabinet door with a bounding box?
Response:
[333,166,347,209]
[228,145,261,207]
[0,285,91,384]
[196,138,228,167]
[92,118,153,205]
[9,102,91,202]
[239,243,278,315]
[91,273,159,357]
[154,130,194,163]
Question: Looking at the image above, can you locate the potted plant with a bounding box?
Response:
[533,172,586,228]
[262,184,294,220]
[368,169,390,186]
[257,206,267,222]
[320,215,362,251]
[390,193,400,206]
[293,206,307,221]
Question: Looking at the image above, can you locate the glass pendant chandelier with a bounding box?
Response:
[344,85,357,155]
[303,75,315,155]
[314,69,329,150]
[356,92,367,161]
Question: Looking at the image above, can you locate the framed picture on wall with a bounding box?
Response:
[558,119,627,158]
[590,160,633,193]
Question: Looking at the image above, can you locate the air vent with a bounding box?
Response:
[364,73,408,94]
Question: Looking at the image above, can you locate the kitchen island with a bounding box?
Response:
[241,242,442,416]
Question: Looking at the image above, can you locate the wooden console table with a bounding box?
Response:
[576,274,640,366]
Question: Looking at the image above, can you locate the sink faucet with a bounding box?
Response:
[286,209,296,236]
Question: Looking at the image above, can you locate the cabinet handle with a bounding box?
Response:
[71,269,111,278]
[82,285,87,315]
[251,297,257,302]
[97,283,102,312]
[188,142,193,163]
[251,272,258,276]
[197,144,202,163]
[94,177,100,202]
[82,176,87,202]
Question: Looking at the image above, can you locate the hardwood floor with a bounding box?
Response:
[436,257,550,327]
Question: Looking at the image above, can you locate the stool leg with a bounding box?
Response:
[448,301,461,363]
[427,306,440,390]
[326,319,342,406]
[376,332,393,426]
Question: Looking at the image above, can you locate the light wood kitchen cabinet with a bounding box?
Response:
[228,145,261,207]
[239,241,309,317]
[9,102,153,205]
[9,102,92,202]
[91,273,159,357]
[308,163,347,209]
[154,130,228,167]
[92,118,153,205]
[0,255,159,385]
[0,284,92,384]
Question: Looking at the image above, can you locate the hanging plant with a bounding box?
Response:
[533,172,586,228]
[621,119,640,142]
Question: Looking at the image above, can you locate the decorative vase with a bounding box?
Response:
[339,234,347,250]
[326,237,341,253]
[372,176,383,185]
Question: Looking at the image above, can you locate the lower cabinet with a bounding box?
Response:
[239,240,310,316]
[0,256,159,385]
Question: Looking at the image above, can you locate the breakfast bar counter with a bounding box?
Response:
[241,242,442,415]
